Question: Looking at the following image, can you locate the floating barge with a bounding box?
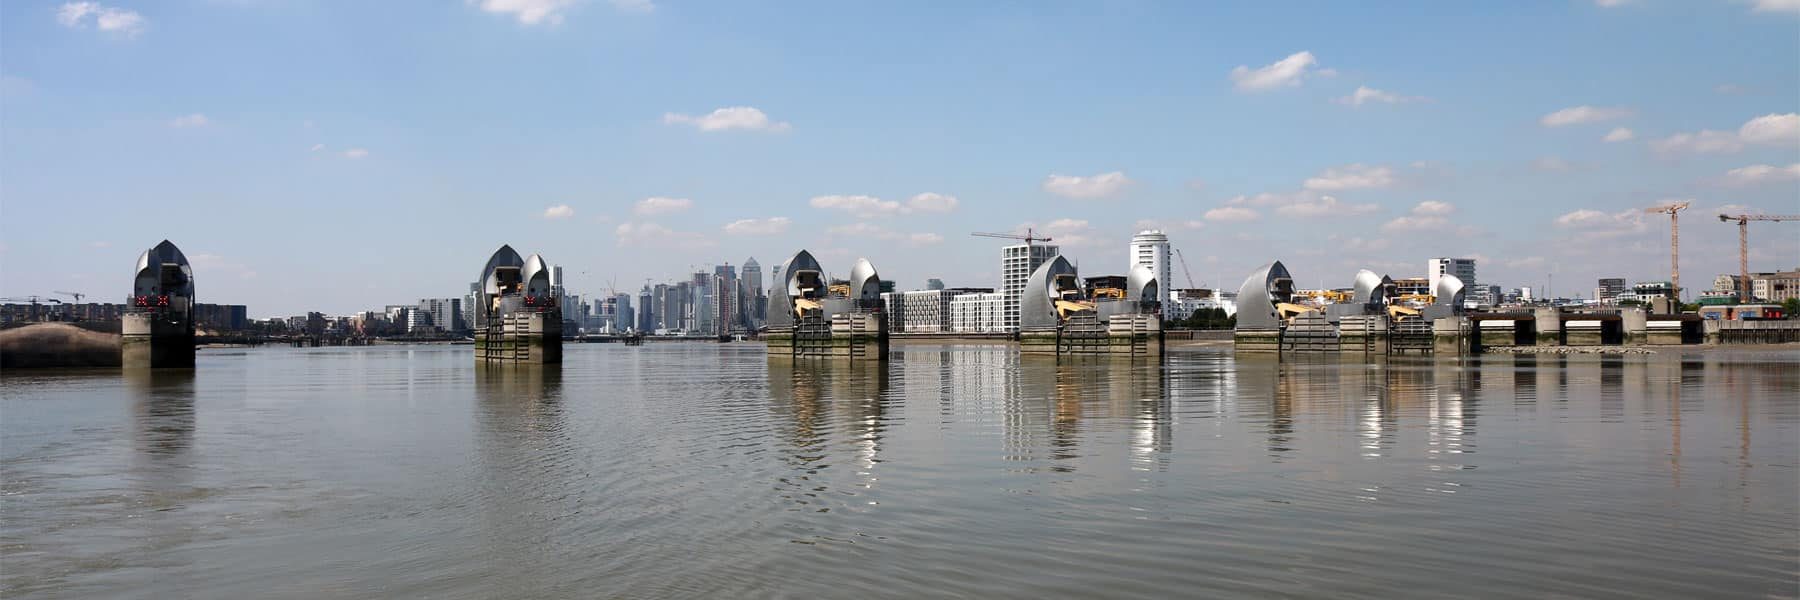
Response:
[1016,257,1163,356]
[472,245,562,364]
[764,250,889,361]
[122,240,196,368]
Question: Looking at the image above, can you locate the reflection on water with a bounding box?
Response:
[2,345,1797,599]
[126,369,196,464]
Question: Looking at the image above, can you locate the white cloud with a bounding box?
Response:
[169,113,208,128]
[1602,127,1635,142]
[811,195,903,218]
[1739,113,1799,145]
[1649,130,1743,155]
[1413,200,1456,216]
[907,233,944,245]
[1227,191,1299,207]
[1016,218,1105,247]
[1552,207,1655,238]
[1042,171,1131,199]
[615,222,714,248]
[826,222,942,246]
[810,192,960,217]
[309,143,325,152]
[1333,86,1427,106]
[1339,236,1391,252]
[634,196,691,216]
[1275,195,1380,218]
[1594,0,1631,6]
[57,2,146,37]
[1204,206,1259,222]
[1540,105,1634,127]
[906,192,959,212]
[1749,0,1800,14]
[1650,114,1798,156]
[1380,201,1461,233]
[1380,214,1448,233]
[722,217,790,235]
[476,0,576,25]
[1723,163,1800,186]
[662,107,790,132]
[1553,209,1610,228]
[342,148,369,159]
[610,0,655,13]
[55,3,93,27]
[1230,51,1323,92]
[1135,219,1205,232]
[542,204,575,219]
[1303,164,1395,191]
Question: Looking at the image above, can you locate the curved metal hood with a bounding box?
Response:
[1020,255,1080,330]
[1234,260,1293,331]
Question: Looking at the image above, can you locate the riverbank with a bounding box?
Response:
[0,323,121,368]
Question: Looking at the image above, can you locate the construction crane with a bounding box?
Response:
[971,228,1052,246]
[1717,213,1800,303]
[53,290,85,303]
[1173,248,1199,289]
[1645,201,1691,300]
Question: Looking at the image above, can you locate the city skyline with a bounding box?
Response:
[3,2,1798,316]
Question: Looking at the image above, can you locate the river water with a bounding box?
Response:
[2,343,1796,598]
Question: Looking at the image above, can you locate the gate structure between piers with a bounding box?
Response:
[1388,319,1433,355]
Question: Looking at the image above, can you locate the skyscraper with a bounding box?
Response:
[1129,230,1172,317]
[613,293,633,332]
[1001,242,1060,332]
[637,286,654,332]
[418,297,466,333]
[743,257,763,301]
[713,264,739,335]
[1597,277,1626,301]
[652,283,670,330]
[1428,258,1478,299]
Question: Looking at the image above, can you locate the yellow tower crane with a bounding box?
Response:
[1717,213,1800,303]
[1645,201,1690,300]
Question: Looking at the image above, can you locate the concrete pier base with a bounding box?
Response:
[1024,314,1163,356]
[1336,315,1386,354]
[1621,309,1648,345]
[767,312,888,361]
[1432,317,1468,356]
[475,312,562,364]
[121,312,195,369]
[1233,329,1282,353]
[1533,308,1561,346]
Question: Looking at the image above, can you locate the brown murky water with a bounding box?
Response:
[3,344,1797,598]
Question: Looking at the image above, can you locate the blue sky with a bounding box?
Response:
[2,0,1797,317]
